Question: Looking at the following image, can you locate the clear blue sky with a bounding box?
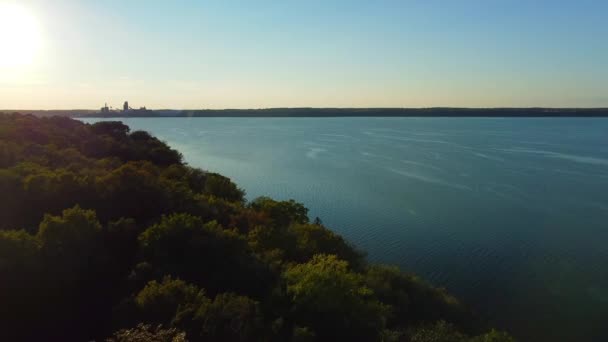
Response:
[1,0,607,109]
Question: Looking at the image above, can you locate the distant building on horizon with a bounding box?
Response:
[98,101,148,115]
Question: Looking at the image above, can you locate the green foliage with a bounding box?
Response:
[204,173,245,202]
[107,323,188,342]
[410,321,467,342]
[186,292,264,341]
[0,229,38,265]
[135,277,207,325]
[0,114,515,342]
[284,254,388,341]
[250,197,309,227]
[468,330,515,342]
[247,221,364,269]
[409,322,515,342]
[0,229,40,292]
[0,229,43,341]
[37,205,102,256]
[289,223,364,268]
[134,277,264,342]
[139,213,271,296]
[91,121,131,139]
[292,326,316,342]
[365,265,471,329]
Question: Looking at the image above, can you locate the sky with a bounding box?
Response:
[0,0,607,109]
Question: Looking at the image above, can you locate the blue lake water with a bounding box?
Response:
[82,117,608,341]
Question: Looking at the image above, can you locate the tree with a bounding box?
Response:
[37,205,102,266]
[468,329,515,342]
[203,173,245,202]
[364,265,472,331]
[134,278,264,342]
[250,197,309,227]
[409,322,515,342]
[0,229,41,340]
[91,121,130,139]
[95,162,176,224]
[35,206,111,340]
[135,276,208,326]
[289,223,364,268]
[410,321,467,342]
[107,323,188,342]
[0,169,25,230]
[185,293,264,342]
[283,254,388,341]
[139,213,271,296]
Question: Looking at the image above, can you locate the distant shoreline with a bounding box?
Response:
[5,107,608,118]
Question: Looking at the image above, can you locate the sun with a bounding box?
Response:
[0,3,42,69]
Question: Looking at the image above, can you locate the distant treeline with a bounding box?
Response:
[149,107,608,118]
[0,110,97,118]
[5,107,608,118]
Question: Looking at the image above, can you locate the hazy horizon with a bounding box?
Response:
[1,0,607,109]
[3,106,608,112]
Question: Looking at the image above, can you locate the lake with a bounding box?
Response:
[82,117,608,341]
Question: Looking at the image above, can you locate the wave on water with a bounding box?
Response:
[306,147,326,159]
[472,152,506,162]
[363,131,471,149]
[318,133,356,139]
[387,167,471,191]
[496,148,608,167]
[553,168,608,179]
[361,151,394,161]
[400,159,444,171]
[170,127,189,137]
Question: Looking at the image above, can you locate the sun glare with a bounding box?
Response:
[0,3,42,69]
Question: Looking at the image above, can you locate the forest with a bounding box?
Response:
[0,113,514,341]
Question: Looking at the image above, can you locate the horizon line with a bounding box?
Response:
[3,106,608,112]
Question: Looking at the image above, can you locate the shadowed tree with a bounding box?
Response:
[283,254,388,341]
[138,213,272,296]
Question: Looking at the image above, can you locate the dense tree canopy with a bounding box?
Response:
[0,113,513,341]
